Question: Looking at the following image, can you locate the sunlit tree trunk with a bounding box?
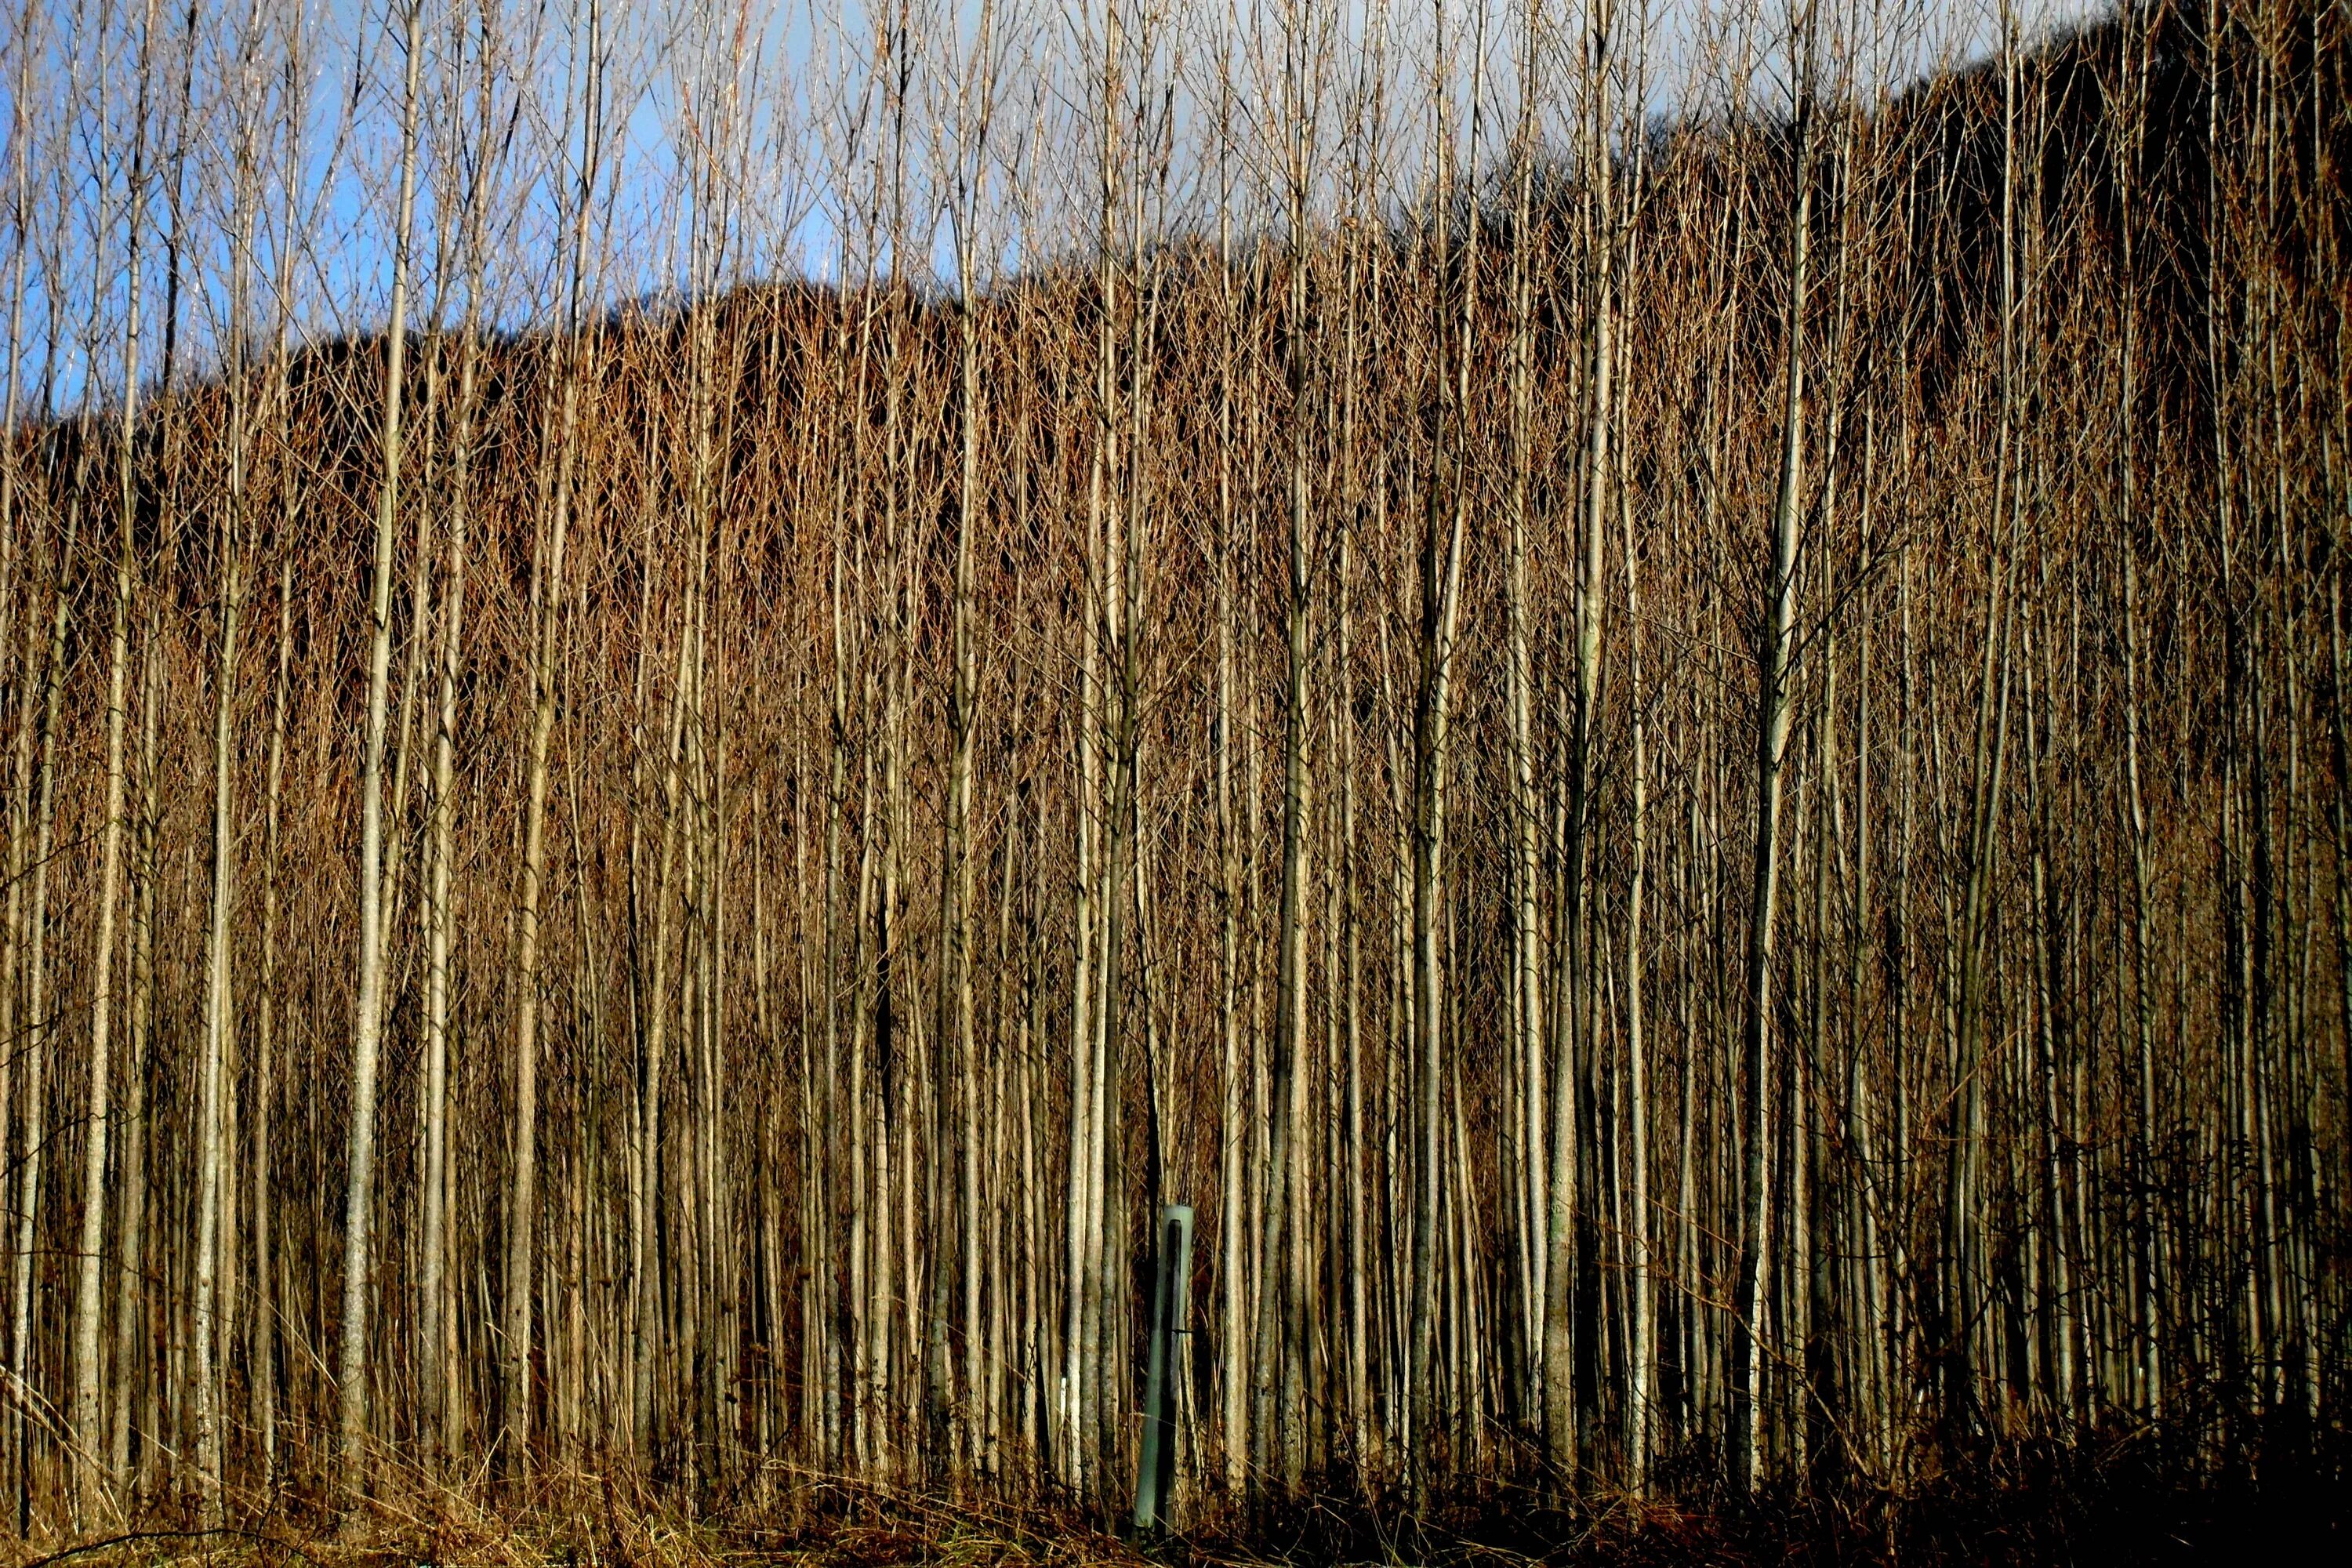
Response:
[74,0,158,1520]
[336,0,425,1484]
[1731,34,1809,1492]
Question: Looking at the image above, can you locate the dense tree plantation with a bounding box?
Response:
[0,0,2346,1547]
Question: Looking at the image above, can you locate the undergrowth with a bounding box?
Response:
[12,1418,2342,1568]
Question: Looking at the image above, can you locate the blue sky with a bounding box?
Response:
[2,0,2111,423]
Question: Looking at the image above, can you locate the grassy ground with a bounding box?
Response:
[11,1422,2343,1568]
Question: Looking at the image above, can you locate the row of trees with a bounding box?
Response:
[0,0,2344,1536]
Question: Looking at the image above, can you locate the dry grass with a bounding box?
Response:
[20,1421,2333,1568]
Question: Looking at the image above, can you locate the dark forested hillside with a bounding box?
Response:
[0,0,2347,1555]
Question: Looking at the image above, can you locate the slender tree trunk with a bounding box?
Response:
[1731,69,1809,1495]
[506,0,603,1475]
[337,0,425,1484]
[420,308,479,1472]
[74,2,158,1515]
[1410,20,1477,1489]
[1621,432,1652,1488]
[1548,5,1614,1482]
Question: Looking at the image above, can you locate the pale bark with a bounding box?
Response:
[420,299,480,1472]
[1621,423,1651,1488]
[1409,9,1477,1486]
[1504,0,1549,1436]
[73,0,158,1519]
[1731,62,1809,1495]
[336,0,425,1481]
[504,0,604,1472]
[1548,1,1612,1479]
[1256,34,1316,1492]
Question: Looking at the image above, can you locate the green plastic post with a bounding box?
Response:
[1132,1203,1193,1534]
